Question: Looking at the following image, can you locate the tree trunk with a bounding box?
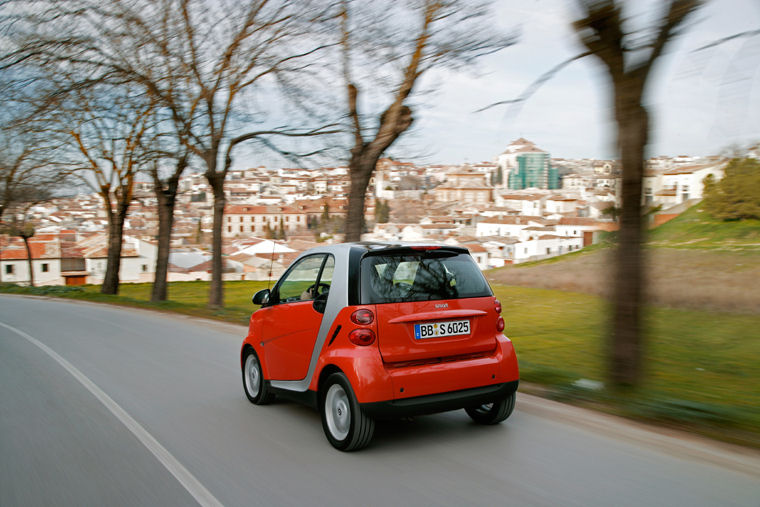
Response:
[610,86,648,386]
[101,203,128,295]
[208,174,226,308]
[345,157,375,241]
[150,175,180,302]
[22,235,34,287]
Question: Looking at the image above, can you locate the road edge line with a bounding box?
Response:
[0,320,224,507]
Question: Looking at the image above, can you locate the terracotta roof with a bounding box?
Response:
[1,241,59,260]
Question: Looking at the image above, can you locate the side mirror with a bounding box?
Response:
[312,292,328,314]
[252,288,271,306]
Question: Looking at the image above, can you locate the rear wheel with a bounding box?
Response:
[242,350,274,405]
[465,391,516,425]
[320,373,374,451]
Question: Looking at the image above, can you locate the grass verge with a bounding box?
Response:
[2,280,758,446]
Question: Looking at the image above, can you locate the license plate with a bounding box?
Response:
[414,319,470,340]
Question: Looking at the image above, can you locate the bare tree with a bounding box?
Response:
[573,0,702,386]
[0,101,63,286]
[339,0,514,241]
[45,84,155,294]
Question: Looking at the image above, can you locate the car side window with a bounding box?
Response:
[275,255,326,304]
[317,255,335,296]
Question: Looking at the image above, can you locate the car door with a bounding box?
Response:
[260,254,333,380]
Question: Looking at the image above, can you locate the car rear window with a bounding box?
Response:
[360,251,492,304]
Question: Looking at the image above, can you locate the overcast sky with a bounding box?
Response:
[400,0,760,164]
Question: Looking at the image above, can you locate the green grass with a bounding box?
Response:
[495,285,760,443]
[648,204,760,250]
[0,280,271,325]
[2,280,759,445]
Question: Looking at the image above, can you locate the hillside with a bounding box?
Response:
[487,205,760,313]
[648,205,760,250]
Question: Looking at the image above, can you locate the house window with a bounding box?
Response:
[239,216,243,222]
[142,264,148,272]
[239,225,244,232]
[42,263,49,273]
[5,264,14,275]
[228,217,232,223]
[227,226,232,233]
[251,226,255,232]
[546,248,551,254]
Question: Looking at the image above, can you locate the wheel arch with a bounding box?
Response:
[240,343,256,369]
[317,364,343,397]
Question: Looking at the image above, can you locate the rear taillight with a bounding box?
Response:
[349,328,376,346]
[494,299,502,314]
[351,309,374,325]
[496,316,505,333]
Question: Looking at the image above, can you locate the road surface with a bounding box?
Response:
[1,295,758,506]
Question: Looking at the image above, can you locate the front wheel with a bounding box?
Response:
[465,391,516,425]
[320,373,375,451]
[242,350,274,405]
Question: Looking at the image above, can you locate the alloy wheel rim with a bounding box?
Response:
[325,384,350,441]
[245,354,261,396]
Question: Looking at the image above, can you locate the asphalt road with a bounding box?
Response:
[1,295,758,507]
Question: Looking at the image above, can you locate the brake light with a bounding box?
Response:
[494,299,502,314]
[410,245,441,251]
[349,328,376,346]
[351,309,374,325]
[496,316,505,333]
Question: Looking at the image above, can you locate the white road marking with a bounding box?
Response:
[0,320,224,507]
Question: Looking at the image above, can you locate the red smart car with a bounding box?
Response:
[241,242,519,451]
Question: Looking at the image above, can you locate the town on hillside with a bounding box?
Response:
[0,138,740,286]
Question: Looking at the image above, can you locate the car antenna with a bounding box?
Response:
[267,237,276,291]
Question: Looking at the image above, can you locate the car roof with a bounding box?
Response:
[298,241,469,257]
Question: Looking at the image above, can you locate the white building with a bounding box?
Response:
[643,162,726,207]
[475,216,547,238]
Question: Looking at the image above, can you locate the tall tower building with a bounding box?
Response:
[497,138,559,190]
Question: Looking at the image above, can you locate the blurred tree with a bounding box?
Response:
[702,158,760,220]
[146,133,192,302]
[14,75,158,295]
[2,0,336,307]
[573,0,702,386]
[279,216,286,240]
[195,219,203,245]
[61,87,154,295]
[0,95,68,285]
[0,146,48,222]
[5,221,37,287]
[321,202,330,223]
[339,0,515,241]
[375,199,389,223]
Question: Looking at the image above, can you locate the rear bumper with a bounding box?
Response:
[360,380,518,418]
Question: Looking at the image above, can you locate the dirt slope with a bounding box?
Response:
[487,248,760,314]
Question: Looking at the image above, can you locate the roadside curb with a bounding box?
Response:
[517,391,760,478]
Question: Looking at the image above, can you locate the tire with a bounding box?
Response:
[320,373,375,451]
[465,391,516,425]
[242,349,274,405]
